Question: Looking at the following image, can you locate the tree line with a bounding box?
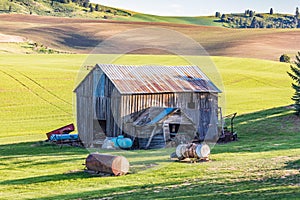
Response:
[215,7,300,28]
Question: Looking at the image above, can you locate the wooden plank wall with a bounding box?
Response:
[76,73,94,146]
[79,68,219,144]
[120,93,177,118]
[118,92,218,139]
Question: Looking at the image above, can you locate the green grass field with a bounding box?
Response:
[116,13,223,26]
[0,54,299,199]
[0,54,294,142]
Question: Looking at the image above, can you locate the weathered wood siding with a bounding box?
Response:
[118,92,218,139]
[93,69,121,137]
[76,67,219,146]
[75,72,93,146]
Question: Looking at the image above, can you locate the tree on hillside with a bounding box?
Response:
[287,52,300,116]
[249,10,254,17]
[221,14,226,22]
[270,8,274,15]
[89,4,94,12]
[296,7,299,18]
[83,1,89,8]
[259,21,266,28]
[250,17,258,28]
[238,18,243,27]
[95,4,99,11]
[280,54,291,63]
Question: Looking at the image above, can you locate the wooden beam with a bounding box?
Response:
[145,125,158,149]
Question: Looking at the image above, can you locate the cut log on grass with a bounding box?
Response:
[85,153,129,176]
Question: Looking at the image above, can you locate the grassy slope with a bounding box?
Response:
[0,54,298,199]
[0,54,293,141]
[0,109,299,199]
[1,0,295,28]
[0,0,222,27]
[0,0,220,26]
[0,42,34,54]
[116,13,222,26]
[0,0,131,19]
[115,11,298,28]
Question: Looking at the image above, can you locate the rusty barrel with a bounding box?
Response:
[85,153,129,176]
[175,143,210,160]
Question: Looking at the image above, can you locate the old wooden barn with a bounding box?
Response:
[74,64,221,148]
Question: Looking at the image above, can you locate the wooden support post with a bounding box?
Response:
[145,125,157,149]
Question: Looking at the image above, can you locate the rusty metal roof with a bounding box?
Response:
[97,64,221,94]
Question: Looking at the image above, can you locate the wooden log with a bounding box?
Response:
[85,153,129,176]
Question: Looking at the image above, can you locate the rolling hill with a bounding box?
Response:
[0,14,299,61]
[1,0,299,29]
[0,0,132,19]
[115,13,222,27]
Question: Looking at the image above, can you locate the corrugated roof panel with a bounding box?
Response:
[98,64,221,94]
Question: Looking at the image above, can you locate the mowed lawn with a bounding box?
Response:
[0,54,299,199]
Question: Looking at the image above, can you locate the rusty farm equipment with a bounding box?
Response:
[46,123,82,146]
[218,112,238,143]
[170,143,211,162]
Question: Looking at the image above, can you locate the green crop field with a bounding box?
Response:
[116,13,223,26]
[0,54,294,141]
[0,54,299,199]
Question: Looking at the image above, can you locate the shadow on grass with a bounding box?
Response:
[0,141,173,161]
[0,141,88,158]
[284,159,300,170]
[28,174,299,200]
[0,171,91,185]
[8,157,85,169]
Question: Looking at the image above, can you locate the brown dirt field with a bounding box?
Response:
[0,33,27,42]
[0,14,299,60]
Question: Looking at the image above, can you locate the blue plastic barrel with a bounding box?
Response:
[111,135,133,149]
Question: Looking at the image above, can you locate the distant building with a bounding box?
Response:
[74,64,221,148]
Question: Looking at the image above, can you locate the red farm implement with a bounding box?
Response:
[46,123,75,140]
